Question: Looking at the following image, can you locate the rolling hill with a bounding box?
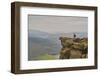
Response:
[28,30,87,60]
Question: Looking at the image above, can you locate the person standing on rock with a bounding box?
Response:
[73,33,76,39]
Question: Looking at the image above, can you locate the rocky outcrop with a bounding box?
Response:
[59,37,88,59]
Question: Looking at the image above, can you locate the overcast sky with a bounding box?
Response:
[28,15,88,33]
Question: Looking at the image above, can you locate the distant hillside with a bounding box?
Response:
[28,30,87,60]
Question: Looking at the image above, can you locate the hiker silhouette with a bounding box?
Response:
[73,33,76,38]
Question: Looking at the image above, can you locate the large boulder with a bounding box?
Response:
[59,37,88,59]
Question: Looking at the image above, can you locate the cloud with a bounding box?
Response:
[28,15,88,33]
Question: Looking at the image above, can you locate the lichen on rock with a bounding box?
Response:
[59,37,88,59]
